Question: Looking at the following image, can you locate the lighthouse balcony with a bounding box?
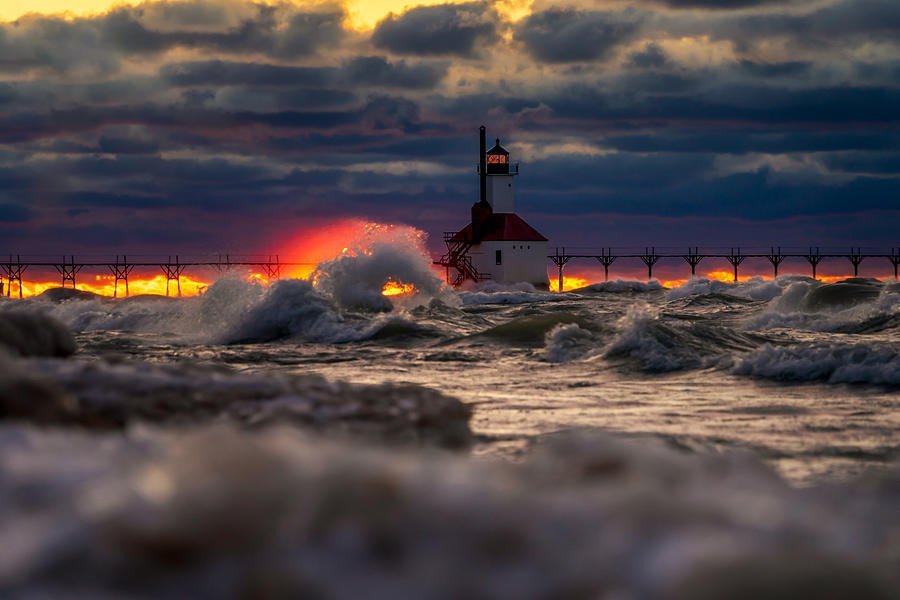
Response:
[476,163,518,175]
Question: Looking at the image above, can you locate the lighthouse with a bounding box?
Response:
[435,126,549,289]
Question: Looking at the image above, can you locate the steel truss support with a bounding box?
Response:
[890,248,900,280]
[214,254,233,275]
[726,248,745,283]
[596,248,616,282]
[805,247,823,280]
[263,255,280,280]
[161,256,187,297]
[108,256,134,298]
[550,248,571,292]
[2,255,27,298]
[55,256,82,289]
[640,247,659,281]
[847,247,864,277]
[682,247,703,278]
[766,247,785,279]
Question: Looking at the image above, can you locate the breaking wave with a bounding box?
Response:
[578,279,665,293]
[459,281,558,305]
[667,275,808,301]
[543,323,597,362]
[602,305,767,371]
[746,279,900,333]
[731,343,900,385]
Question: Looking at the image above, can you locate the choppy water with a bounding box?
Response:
[1,246,899,598]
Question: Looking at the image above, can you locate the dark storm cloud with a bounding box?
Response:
[161,61,338,87]
[514,8,642,63]
[628,43,668,68]
[820,152,900,176]
[541,84,900,124]
[603,129,900,155]
[161,57,447,90]
[342,57,447,90]
[0,204,33,223]
[736,60,811,78]
[652,0,783,8]
[692,0,900,47]
[371,2,499,57]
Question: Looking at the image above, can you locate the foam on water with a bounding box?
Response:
[746,279,900,333]
[459,281,558,305]
[0,425,896,598]
[732,342,900,385]
[601,304,766,371]
[666,275,807,301]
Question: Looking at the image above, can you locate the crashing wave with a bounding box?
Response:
[459,281,559,305]
[732,342,900,385]
[578,279,665,293]
[543,323,597,362]
[603,305,767,371]
[746,279,900,333]
[667,275,807,301]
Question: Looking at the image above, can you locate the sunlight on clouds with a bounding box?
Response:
[1,0,534,28]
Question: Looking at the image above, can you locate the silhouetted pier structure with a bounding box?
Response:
[0,254,314,298]
[550,247,900,290]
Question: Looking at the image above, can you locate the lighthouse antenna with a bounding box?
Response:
[479,126,486,205]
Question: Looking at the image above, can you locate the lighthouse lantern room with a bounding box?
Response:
[435,126,549,289]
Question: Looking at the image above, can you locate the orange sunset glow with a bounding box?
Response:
[2,220,439,299]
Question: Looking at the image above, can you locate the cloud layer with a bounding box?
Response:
[0,0,898,257]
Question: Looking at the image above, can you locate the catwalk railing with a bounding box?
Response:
[0,254,316,298]
[549,246,900,291]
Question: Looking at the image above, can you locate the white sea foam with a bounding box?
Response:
[0,425,896,598]
[579,279,665,293]
[667,275,808,301]
[732,343,900,385]
[458,280,559,305]
[313,224,450,311]
[745,279,900,333]
[543,323,596,362]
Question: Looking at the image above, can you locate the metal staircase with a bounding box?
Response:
[433,232,491,286]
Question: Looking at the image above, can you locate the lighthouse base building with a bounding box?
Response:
[436,127,549,290]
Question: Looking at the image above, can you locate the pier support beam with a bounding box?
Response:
[108,256,134,298]
[805,248,823,280]
[55,256,82,289]
[550,248,571,292]
[681,247,703,278]
[263,255,281,281]
[726,248,745,283]
[596,249,616,282]
[766,247,785,279]
[847,247,863,277]
[214,254,232,275]
[890,248,900,280]
[161,256,187,297]
[2,256,26,298]
[640,247,659,282]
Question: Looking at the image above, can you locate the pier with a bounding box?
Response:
[549,247,900,291]
[0,254,314,298]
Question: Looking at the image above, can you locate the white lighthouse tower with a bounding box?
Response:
[435,126,549,289]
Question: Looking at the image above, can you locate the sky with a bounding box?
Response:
[1,0,898,285]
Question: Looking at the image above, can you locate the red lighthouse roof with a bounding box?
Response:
[451,213,547,242]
